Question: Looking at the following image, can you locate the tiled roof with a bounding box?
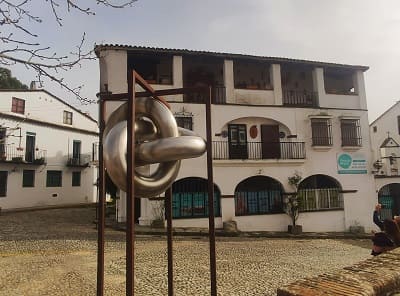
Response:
[94,44,369,71]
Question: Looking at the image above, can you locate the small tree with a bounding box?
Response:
[285,172,302,228]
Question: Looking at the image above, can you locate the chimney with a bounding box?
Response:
[30,81,36,90]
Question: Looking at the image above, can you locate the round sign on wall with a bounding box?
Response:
[249,125,258,139]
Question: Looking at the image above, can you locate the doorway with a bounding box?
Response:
[261,125,280,159]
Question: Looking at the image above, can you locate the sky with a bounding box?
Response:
[7,0,400,122]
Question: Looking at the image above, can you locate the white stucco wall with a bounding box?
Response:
[0,91,99,210]
[98,48,375,232]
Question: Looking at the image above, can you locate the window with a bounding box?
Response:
[11,97,25,114]
[172,177,221,218]
[373,126,377,133]
[72,172,81,186]
[63,111,73,125]
[46,170,62,187]
[341,119,361,146]
[398,116,400,135]
[23,170,35,187]
[0,171,7,197]
[311,118,332,146]
[175,116,193,130]
[234,176,283,216]
[298,175,343,211]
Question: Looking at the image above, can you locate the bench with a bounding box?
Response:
[277,248,400,296]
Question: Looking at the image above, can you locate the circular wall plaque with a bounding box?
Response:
[249,125,258,139]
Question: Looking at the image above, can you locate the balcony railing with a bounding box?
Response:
[183,85,226,104]
[67,153,91,167]
[212,141,306,160]
[0,145,46,164]
[283,89,317,107]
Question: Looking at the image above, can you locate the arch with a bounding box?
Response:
[378,183,400,220]
[171,177,221,219]
[297,174,343,211]
[234,175,284,216]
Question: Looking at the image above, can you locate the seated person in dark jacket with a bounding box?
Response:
[371,218,400,256]
[373,203,384,231]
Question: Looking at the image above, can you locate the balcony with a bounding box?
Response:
[67,154,91,167]
[283,89,317,107]
[212,141,306,160]
[183,85,226,104]
[0,145,46,164]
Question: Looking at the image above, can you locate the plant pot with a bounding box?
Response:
[288,225,302,235]
[151,219,165,229]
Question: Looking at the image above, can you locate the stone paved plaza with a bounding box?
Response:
[0,207,372,295]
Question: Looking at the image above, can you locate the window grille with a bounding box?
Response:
[340,119,361,146]
[311,118,332,146]
[175,116,193,131]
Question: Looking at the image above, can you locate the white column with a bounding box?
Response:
[271,64,282,105]
[354,70,367,109]
[224,59,235,103]
[116,191,127,223]
[173,56,183,102]
[312,67,325,107]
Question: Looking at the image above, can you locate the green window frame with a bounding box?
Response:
[22,170,35,187]
[46,170,62,187]
[72,171,81,187]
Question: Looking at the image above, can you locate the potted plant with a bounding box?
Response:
[151,200,165,229]
[285,172,303,234]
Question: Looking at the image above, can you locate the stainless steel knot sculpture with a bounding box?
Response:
[103,96,206,198]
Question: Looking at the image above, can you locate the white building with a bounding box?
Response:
[370,101,400,220]
[0,89,99,210]
[96,45,377,232]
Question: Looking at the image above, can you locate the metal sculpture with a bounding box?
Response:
[103,96,207,197]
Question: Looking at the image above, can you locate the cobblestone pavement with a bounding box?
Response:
[0,207,372,296]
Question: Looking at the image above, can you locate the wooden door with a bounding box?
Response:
[228,124,248,159]
[261,125,280,159]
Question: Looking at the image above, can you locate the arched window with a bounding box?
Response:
[234,176,283,216]
[378,183,400,220]
[172,177,221,219]
[298,174,343,211]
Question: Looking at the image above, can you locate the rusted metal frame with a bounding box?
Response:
[99,86,208,101]
[165,187,174,296]
[126,71,136,296]
[205,86,217,296]
[96,96,106,296]
[133,71,170,108]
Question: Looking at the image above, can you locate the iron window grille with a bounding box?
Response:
[340,119,362,146]
[175,116,193,131]
[311,118,332,146]
[11,97,25,114]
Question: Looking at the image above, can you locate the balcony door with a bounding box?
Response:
[261,125,280,159]
[73,140,81,163]
[228,124,248,159]
[25,133,36,162]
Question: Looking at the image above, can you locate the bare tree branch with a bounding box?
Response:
[0,0,137,104]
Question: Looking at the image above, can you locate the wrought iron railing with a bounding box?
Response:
[183,85,226,104]
[0,145,46,164]
[298,188,343,211]
[67,153,91,167]
[212,141,306,160]
[283,89,317,107]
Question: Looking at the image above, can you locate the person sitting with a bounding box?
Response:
[373,204,384,231]
[371,218,400,256]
